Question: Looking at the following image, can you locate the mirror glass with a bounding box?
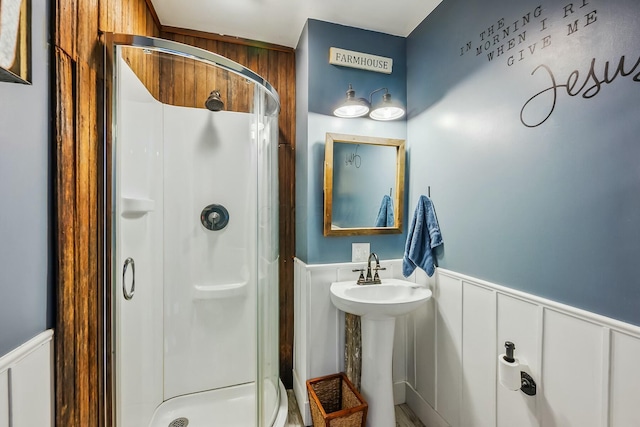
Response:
[324,133,405,236]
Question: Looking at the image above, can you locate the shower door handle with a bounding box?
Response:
[122,257,135,300]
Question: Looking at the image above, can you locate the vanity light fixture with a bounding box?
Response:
[369,88,405,121]
[333,85,405,121]
[333,84,370,118]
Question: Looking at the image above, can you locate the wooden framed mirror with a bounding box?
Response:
[0,0,31,84]
[324,132,405,236]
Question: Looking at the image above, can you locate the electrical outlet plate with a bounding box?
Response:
[352,243,370,263]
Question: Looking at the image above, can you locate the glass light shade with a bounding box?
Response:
[369,105,405,120]
[369,92,405,121]
[334,98,370,118]
[334,84,370,118]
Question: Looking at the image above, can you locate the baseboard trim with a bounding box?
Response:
[394,381,406,405]
[405,382,449,427]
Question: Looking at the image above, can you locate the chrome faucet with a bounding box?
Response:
[366,252,379,283]
[352,252,386,285]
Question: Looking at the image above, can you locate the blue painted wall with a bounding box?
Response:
[306,19,407,116]
[0,0,53,356]
[407,0,640,325]
[295,21,310,262]
[296,19,408,264]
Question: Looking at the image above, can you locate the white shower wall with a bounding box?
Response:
[163,106,257,399]
[116,58,258,426]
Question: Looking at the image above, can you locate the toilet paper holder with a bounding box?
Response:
[503,341,537,396]
[521,371,536,396]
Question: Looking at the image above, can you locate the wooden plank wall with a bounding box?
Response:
[54,1,160,426]
[54,1,296,426]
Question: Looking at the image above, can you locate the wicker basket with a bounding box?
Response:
[306,372,368,427]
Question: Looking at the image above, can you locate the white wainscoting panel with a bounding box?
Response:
[406,268,640,427]
[435,273,462,427]
[461,282,496,427]
[393,309,408,405]
[293,258,420,426]
[496,294,540,427]
[609,330,640,426]
[541,310,605,427]
[292,258,308,419]
[308,267,342,378]
[410,268,437,406]
[0,330,53,427]
[0,370,8,427]
[294,263,640,427]
[11,340,53,427]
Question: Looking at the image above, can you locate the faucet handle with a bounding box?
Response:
[372,266,386,284]
[352,268,366,284]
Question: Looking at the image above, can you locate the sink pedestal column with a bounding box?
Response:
[360,316,396,427]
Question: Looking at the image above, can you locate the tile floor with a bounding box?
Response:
[286,390,425,427]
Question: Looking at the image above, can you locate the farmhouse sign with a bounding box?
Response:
[329,47,393,74]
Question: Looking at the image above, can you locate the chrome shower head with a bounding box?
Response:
[205,90,224,111]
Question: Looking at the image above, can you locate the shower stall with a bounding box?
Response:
[104,34,285,427]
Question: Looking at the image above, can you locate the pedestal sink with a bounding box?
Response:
[330,279,432,427]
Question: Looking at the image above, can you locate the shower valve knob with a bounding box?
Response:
[201,204,229,231]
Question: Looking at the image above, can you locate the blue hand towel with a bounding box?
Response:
[403,195,443,277]
[375,195,394,227]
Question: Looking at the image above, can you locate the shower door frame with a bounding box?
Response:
[103,32,281,427]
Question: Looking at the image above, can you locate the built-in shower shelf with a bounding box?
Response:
[121,197,155,216]
[193,281,248,300]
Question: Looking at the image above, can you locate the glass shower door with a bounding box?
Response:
[108,34,281,427]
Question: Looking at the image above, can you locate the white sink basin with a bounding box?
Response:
[330,277,432,426]
[330,278,432,318]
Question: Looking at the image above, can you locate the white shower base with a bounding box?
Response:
[148,381,288,427]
